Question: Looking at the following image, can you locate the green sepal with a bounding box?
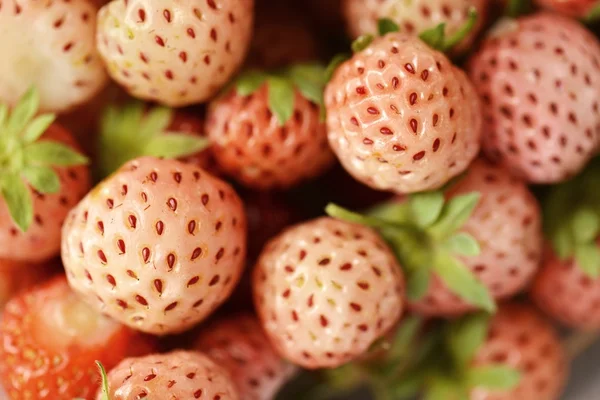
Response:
[428,192,481,240]
[0,172,33,232]
[22,165,60,194]
[267,76,296,125]
[465,365,521,391]
[96,361,110,400]
[506,0,532,18]
[423,375,468,400]
[143,134,209,159]
[446,312,490,369]
[443,232,481,257]
[22,114,56,144]
[0,104,8,128]
[326,203,394,231]
[385,316,423,364]
[378,18,400,36]
[288,64,327,107]
[367,201,411,225]
[23,141,89,166]
[419,8,478,52]
[409,191,445,228]
[6,87,39,136]
[571,208,599,244]
[325,54,350,81]
[352,35,375,53]
[585,4,600,22]
[574,243,600,278]
[138,106,172,140]
[406,267,432,301]
[236,70,269,96]
[433,251,496,312]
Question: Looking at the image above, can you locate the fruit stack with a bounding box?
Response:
[0,0,599,399]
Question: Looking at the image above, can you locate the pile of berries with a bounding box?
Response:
[0,0,599,399]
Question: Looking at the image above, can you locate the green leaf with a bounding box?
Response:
[466,365,521,390]
[96,361,110,400]
[571,208,599,244]
[143,134,209,159]
[444,232,481,257]
[406,267,431,301]
[352,35,374,52]
[378,18,400,36]
[326,203,392,231]
[21,165,60,194]
[6,87,39,135]
[553,226,575,260]
[138,106,173,140]
[446,312,490,368]
[23,141,88,166]
[367,201,412,225]
[424,376,468,400]
[410,191,445,228]
[288,64,327,106]
[428,192,481,239]
[0,172,33,232]
[236,70,268,96]
[443,7,478,51]
[419,23,446,50]
[574,243,600,279]
[22,114,56,143]
[433,251,496,312]
[585,4,600,22]
[267,77,296,125]
[325,54,350,81]
[387,316,423,361]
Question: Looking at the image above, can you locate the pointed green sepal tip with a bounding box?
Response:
[584,4,600,22]
[466,365,522,391]
[96,361,110,400]
[235,70,269,97]
[352,34,374,53]
[419,7,478,52]
[446,312,491,368]
[378,18,400,36]
[325,54,350,82]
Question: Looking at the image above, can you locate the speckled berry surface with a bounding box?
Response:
[470,303,567,400]
[207,84,334,189]
[96,0,254,106]
[409,158,543,317]
[195,313,297,400]
[0,124,91,263]
[253,217,404,369]
[61,157,247,335]
[468,13,600,183]
[342,0,488,54]
[98,350,239,400]
[325,33,481,194]
[0,0,107,112]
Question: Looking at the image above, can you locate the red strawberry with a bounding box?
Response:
[0,275,155,400]
[253,217,405,369]
[532,243,600,329]
[194,313,297,400]
[0,0,107,112]
[96,350,239,399]
[61,157,247,335]
[0,259,58,309]
[409,158,542,317]
[469,303,567,400]
[206,67,335,189]
[246,2,320,69]
[97,102,212,179]
[467,13,600,183]
[325,32,482,194]
[0,89,91,263]
[96,0,254,106]
[342,0,488,54]
[535,0,599,18]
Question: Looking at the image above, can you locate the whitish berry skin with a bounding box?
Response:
[410,159,542,317]
[471,303,567,400]
[206,85,335,189]
[194,314,297,400]
[253,217,404,369]
[325,34,481,194]
[342,0,488,54]
[531,242,600,329]
[535,0,598,17]
[468,13,600,184]
[97,0,254,107]
[62,157,247,335]
[0,0,107,112]
[0,125,91,263]
[98,350,239,400]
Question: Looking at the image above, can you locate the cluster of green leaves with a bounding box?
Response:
[326,186,496,313]
[98,102,209,180]
[233,63,327,125]
[544,158,600,277]
[0,88,88,231]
